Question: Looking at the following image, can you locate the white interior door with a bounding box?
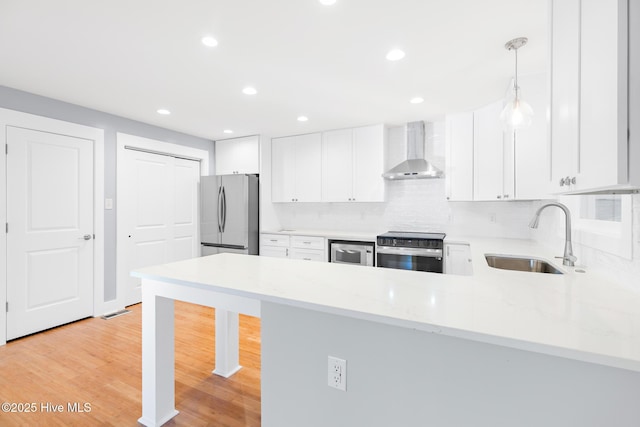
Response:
[6,126,94,340]
[121,149,199,306]
[173,158,200,261]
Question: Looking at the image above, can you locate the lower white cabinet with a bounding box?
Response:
[260,234,290,258]
[260,233,326,262]
[444,243,473,276]
[290,248,325,262]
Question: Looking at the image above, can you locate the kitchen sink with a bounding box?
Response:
[484,254,564,274]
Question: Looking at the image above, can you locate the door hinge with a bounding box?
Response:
[5,144,7,155]
[5,223,7,233]
[5,302,7,313]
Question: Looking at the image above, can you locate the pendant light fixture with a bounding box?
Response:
[500,37,533,130]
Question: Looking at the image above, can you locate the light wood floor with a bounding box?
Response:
[0,302,261,426]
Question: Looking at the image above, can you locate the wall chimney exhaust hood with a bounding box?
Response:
[382,121,444,180]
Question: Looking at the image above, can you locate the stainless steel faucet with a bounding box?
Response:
[529,202,577,267]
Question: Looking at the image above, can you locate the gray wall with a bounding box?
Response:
[0,85,214,302]
[262,302,640,427]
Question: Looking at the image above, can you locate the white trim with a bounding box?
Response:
[115,133,209,311]
[0,108,105,345]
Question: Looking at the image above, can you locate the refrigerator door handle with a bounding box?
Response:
[222,186,227,232]
[217,185,223,233]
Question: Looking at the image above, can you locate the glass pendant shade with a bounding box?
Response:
[500,86,533,130]
[501,37,533,130]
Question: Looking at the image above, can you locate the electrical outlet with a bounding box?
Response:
[328,356,347,391]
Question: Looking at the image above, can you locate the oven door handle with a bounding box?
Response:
[376,246,443,257]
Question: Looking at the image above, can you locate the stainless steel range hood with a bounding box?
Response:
[382,121,444,180]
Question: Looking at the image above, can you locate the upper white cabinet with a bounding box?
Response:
[272,133,322,202]
[215,135,259,175]
[473,100,513,201]
[321,129,353,202]
[446,73,549,202]
[550,0,639,193]
[445,112,474,201]
[322,124,385,202]
[513,73,551,200]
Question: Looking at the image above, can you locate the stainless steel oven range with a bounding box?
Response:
[376,231,445,273]
[329,240,375,267]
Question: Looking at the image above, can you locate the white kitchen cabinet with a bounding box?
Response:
[445,112,474,201]
[444,243,473,276]
[321,129,353,202]
[290,235,326,262]
[473,100,513,201]
[290,248,325,262]
[271,133,322,202]
[352,125,385,202]
[550,0,639,193]
[513,73,551,200]
[463,74,548,202]
[260,233,326,262]
[321,125,385,202]
[260,233,290,258]
[215,136,259,175]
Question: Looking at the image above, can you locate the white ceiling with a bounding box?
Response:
[0,0,548,141]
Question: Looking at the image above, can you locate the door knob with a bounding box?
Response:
[80,234,92,240]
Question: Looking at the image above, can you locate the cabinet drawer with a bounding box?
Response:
[260,246,289,258]
[261,234,290,247]
[290,248,326,262]
[291,235,325,250]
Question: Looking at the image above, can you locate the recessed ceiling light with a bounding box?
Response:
[201,36,218,47]
[410,97,424,104]
[297,116,309,122]
[223,129,233,134]
[318,0,337,5]
[157,109,171,115]
[386,49,406,61]
[242,86,257,95]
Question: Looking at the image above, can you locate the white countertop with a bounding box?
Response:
[133,237,640,372]
[261,229,380,242]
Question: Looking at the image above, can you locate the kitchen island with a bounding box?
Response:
[133,245,640,426]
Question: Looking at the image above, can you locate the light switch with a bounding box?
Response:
[105,198,113,210]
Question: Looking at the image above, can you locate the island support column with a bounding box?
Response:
[212,309,242,377]
[138,280,179,427]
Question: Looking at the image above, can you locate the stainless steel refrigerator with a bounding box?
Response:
[201,174,259,256]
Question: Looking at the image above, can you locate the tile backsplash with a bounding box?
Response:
[273,179,534,239]
[271,182,639,292]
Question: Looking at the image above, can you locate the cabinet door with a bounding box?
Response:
[322,129,354,202]
[260,246,289,258]
[353,125,385,202]
[577,0,627,191]
[474,101,506,201]
[550,0,581,192]
[444,243,473,276]
[514,73,550,199]
[445,113,474,201]
[271,136,296,202]
[293,133,322,202]
[215,136,259,175]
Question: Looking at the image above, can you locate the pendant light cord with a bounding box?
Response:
[514,47,519,102]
